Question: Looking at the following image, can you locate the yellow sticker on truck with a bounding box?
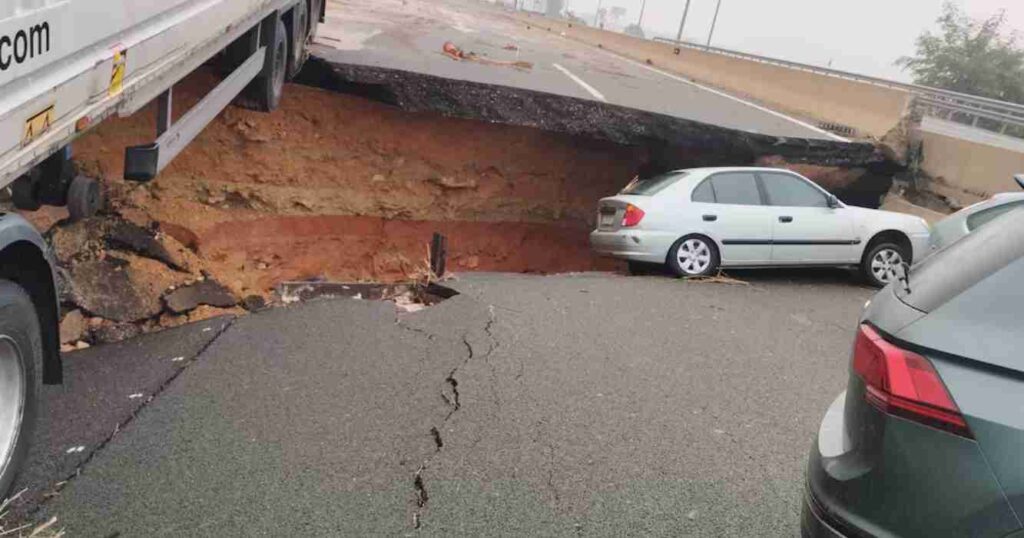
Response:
[109,48,126,96]
[22,105,54,146]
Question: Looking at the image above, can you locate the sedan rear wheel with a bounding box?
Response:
[862,242,907,288]
[668,235,719,277]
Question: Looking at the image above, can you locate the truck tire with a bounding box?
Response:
[66,175,103,222]
[0,280,43,499]
[10,175,41,211]
[286,0,310,80]
[245,18,288,112]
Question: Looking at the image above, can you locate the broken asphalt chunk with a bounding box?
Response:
[163,280,238,315]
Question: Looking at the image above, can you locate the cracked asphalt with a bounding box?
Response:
[25,271,874,536]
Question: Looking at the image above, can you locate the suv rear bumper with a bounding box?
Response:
[802,484,852,538]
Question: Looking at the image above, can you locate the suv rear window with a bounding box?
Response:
[620,172,687,195]
[898,209,1024,312]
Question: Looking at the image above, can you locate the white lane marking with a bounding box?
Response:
[590,47,850,142]
[552,63,607,102]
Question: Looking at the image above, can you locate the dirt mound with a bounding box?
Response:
[37,216,243,347]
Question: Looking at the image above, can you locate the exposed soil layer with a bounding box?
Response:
[70,68,632,301]
[200,216,617,293]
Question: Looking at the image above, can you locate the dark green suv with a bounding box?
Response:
[803,208,1024,537]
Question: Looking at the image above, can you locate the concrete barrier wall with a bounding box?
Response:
[917,130,1024,197]
[513,13,914,138]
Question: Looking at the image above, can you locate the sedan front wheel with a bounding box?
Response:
[668,235,719,277]
[862,242,908,288]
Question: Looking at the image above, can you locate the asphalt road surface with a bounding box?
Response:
[314,0,844,142]
[20,271,876,536]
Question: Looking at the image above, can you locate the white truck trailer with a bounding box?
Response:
[0,0,323,497]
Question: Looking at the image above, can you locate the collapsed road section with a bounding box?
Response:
[299,58,905,208]
[21,57,907,346]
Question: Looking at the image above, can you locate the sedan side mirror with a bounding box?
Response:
[827,194,840,209]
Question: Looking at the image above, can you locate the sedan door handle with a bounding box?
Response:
[703,214,718,222]
[779,216,794,223]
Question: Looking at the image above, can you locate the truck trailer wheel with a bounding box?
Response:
[66,175,102,222]
[0,281,43,498]
[10,175,41,212]
[286,0,310,80]
[246,18,288,112]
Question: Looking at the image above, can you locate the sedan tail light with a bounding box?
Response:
[622,204,645,227]
[852,324,972,438]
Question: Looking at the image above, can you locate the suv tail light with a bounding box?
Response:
[852,324,972,438]
[622,204,645,227]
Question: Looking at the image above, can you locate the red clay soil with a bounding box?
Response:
[70,69,637,295]
[200,216,618,292]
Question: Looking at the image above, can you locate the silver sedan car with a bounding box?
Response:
[589,167,932,287]
[928,175,1024,253]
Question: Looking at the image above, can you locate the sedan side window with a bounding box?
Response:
[708,173,762,206]
[966,201,1024,231]
[691,179,715,203]
[760,173,828,207]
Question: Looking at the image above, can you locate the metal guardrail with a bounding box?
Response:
[652,37,1024,138]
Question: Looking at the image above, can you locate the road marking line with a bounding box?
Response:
[553,63,607,102]
[590,47,850,142]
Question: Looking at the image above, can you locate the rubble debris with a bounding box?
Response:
[92,320,143,344]
[49,216,194,271]
[159,222,200,252]
[241,294,268,312]
[69,258,166,323]
[441,41,533,70]
[442,41,466,60]
[430,233,448,278]
[16,205,69,234]
[59,309,86,344]
[684,272,749,286]
[279,281,411,303]
[277,281,457,312]
[186,305,245,323]
[37,207,217,344]
[394,292,427,313]
[163,280,238,314]
[106,220,188,271]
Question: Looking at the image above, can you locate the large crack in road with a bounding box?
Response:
[411,305,498,529]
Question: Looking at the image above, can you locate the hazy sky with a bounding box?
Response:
[563,0,1024,81]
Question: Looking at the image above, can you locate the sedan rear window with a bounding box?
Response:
[709,172,762,206]
[620,172,687,195]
